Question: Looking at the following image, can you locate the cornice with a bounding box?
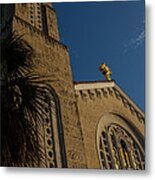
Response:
[74,81,144,124]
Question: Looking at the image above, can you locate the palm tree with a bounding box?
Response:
[1,32,52,167]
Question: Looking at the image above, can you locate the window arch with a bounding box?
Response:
[37,86,67,168]
[97,114,144,170]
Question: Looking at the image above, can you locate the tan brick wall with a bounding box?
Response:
[75,82,144,169]
[45,5,60,41]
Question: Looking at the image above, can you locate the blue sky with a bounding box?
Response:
[53,0,145,111]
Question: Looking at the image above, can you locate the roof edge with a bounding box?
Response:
[74,80,115,90]
[73,80,144,116]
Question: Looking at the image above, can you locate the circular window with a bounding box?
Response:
[47,139,52,146]
[48,151,53,158]
[46,128,50,134]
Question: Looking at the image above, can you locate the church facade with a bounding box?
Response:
[1,3,145,169]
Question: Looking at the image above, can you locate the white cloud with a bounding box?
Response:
[124,29,144,53]
[133,30,144,48]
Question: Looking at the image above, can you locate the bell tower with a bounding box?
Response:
[16,3,60,40]
[1,3,60,40]
[1,3,87,168]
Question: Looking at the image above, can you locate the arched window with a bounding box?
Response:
[98,124,144,170]
[37,87,67,168]
[119,139,131,169]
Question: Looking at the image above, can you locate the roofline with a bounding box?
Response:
[74,80,144,116]
[114,83,144,116]
[74,80,115,90]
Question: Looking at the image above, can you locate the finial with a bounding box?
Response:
[99,63,112,81]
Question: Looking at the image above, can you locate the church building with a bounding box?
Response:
[1,3,145,169]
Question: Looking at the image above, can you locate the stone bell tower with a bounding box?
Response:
[1,3,87,168]
[1,3,59,40]
[15,3,60,40]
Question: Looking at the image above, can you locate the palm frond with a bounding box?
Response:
[1,32,34,78]
[1,33,54,167]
